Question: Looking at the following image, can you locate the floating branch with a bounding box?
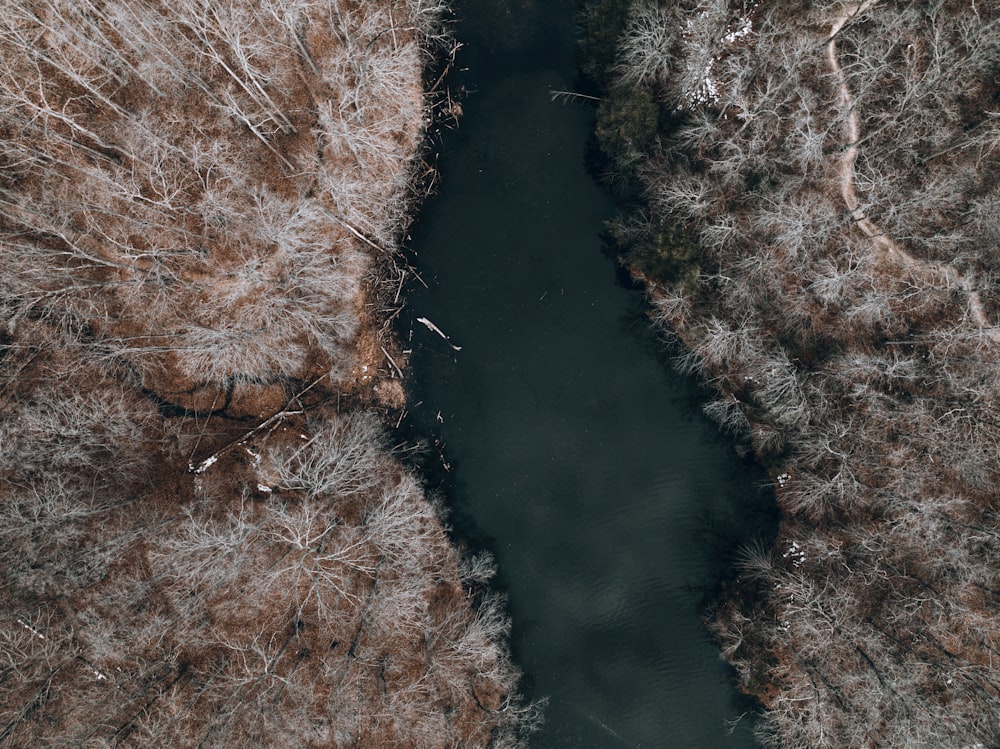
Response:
[416,316,462,351]
[549,90,602,103]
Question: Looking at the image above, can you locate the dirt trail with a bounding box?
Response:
[826,1,998,339]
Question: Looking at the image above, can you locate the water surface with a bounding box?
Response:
[404,2,766,745]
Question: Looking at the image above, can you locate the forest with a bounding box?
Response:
[584,0,1000,746]
[0,0,537,745]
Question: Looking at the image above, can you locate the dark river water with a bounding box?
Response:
[403,1,767,746]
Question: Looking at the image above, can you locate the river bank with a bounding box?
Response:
[0,1,532,745]
[585,1,1000,746]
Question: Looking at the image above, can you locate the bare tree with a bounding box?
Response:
[591,0,1000,744]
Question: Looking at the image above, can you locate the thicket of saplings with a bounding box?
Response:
[0,0,537,745]
[586,0,1000,747]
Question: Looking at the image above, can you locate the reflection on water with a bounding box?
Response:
[404,1,768,746]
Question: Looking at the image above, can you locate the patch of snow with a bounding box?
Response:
[782,539,805,567]
[679,9,755,109]
[685,60,721,107]
[192,454,218,474]
[722,17,753,45]
[244,447,262,468]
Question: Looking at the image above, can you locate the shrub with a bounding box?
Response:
[577,0,635,85]
[629,221,700,284]
[595,84,659,170]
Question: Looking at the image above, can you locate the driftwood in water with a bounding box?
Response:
[416,317,462,351]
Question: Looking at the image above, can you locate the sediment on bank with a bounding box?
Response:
[0,1,536,745]
[581,1,1000,747]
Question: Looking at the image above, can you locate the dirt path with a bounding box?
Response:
[826,1,998,338]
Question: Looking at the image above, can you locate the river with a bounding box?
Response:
[403,1,767,746]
